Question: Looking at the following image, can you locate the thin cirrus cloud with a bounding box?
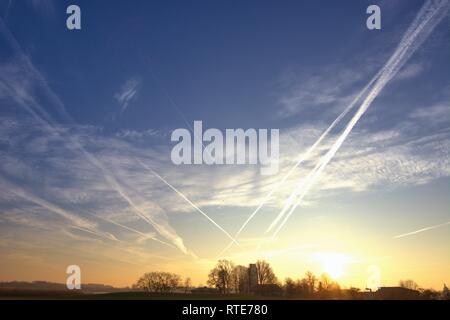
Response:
[0,20,196,257]
[1,104,447,227]
[1,37,449,258]
[114,78,141,114]
[1,86,449,261]
[0,2,449,267]
[263,0,450,241]
[277,61,429,119]
[409,104,450,124]
[277,66,364,118]
[395,62,428,80]
[276,27,433,120]
[0,174,120,243]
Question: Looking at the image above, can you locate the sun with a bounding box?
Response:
[314,252,349,279]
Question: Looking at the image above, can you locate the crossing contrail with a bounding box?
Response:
[218,0,450,256]
[0,18,194,255]
[138,160,241,247]
[267,0,450,239]
[394,221,450,239]
[217,70,383,256]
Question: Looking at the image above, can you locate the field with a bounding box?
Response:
[0,289,279,300]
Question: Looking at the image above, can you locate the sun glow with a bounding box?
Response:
[314,252,349,279]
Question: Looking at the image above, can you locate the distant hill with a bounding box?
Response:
[0,281,128,293]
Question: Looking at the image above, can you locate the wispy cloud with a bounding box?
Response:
[114,78,141,114]
[395,62,428,80]
[116,128,162,139]
[0,3,449,268]
[1,83,449,258]
[277,65,366,118]
[0,20,193,256]
[0,174,118,243]
[410,104,450,124]
[265,0,450,239]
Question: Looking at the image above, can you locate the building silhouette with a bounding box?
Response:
[248,264,258,293]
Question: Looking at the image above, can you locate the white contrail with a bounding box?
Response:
[218,0,438,254]
[138,160,241,247]
[266,0,450,234]
[69,225,121,243]
[0,18,194,255]
[90,213,175,248]
[267,0,450,239]
[394,221,450,239]
[78,148,192,254]
[0,175,120,242]
[263,77,380,234]
[217,70,383,256]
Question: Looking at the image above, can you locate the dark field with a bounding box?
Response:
[0,289,278,300]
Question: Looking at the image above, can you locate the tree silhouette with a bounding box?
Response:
[284,278,296,297]
[232,265,249,294]
[317,273,341,299]
[399,279,420,291]
[183,277,192,293]
[305,271,317,295]
[255,260,277,285]
[207,260,235,294]
[134,272,180,293]
[442,284,450,300]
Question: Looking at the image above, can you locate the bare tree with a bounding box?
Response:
[399,279,420,291]
[305,271,317,295]
[317,273,341,299]
[320,273,333,291]
[134,272,181,293]
[297,278,311,297]
[207,260,235,294]
[442,284,450,300]
[284,278,296,297]
[183,277,192,293]
[255,260,277,285]
[232,265,249,294]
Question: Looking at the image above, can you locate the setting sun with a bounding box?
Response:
[314,252,349,279]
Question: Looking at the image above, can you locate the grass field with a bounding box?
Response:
[0,290,280,300]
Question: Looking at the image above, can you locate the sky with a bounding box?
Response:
[0,0,449,290]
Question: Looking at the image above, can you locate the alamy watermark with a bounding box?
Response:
[171,121,279,175]
[366,265,381,291]
[367,5,381,30]
[66,265,81,290]
[66,5,81,30]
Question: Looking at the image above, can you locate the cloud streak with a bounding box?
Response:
[0,18,193,256]
[394,221,450,239]
[266,0,450,239]
[139,160,240,247]
[218,64,384,256]
[114,78,141,114]
[0,175,119,243]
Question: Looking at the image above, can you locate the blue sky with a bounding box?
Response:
[0,0,449,288]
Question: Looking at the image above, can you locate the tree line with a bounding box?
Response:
[206,260,277,294]
[132,259,450,300]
